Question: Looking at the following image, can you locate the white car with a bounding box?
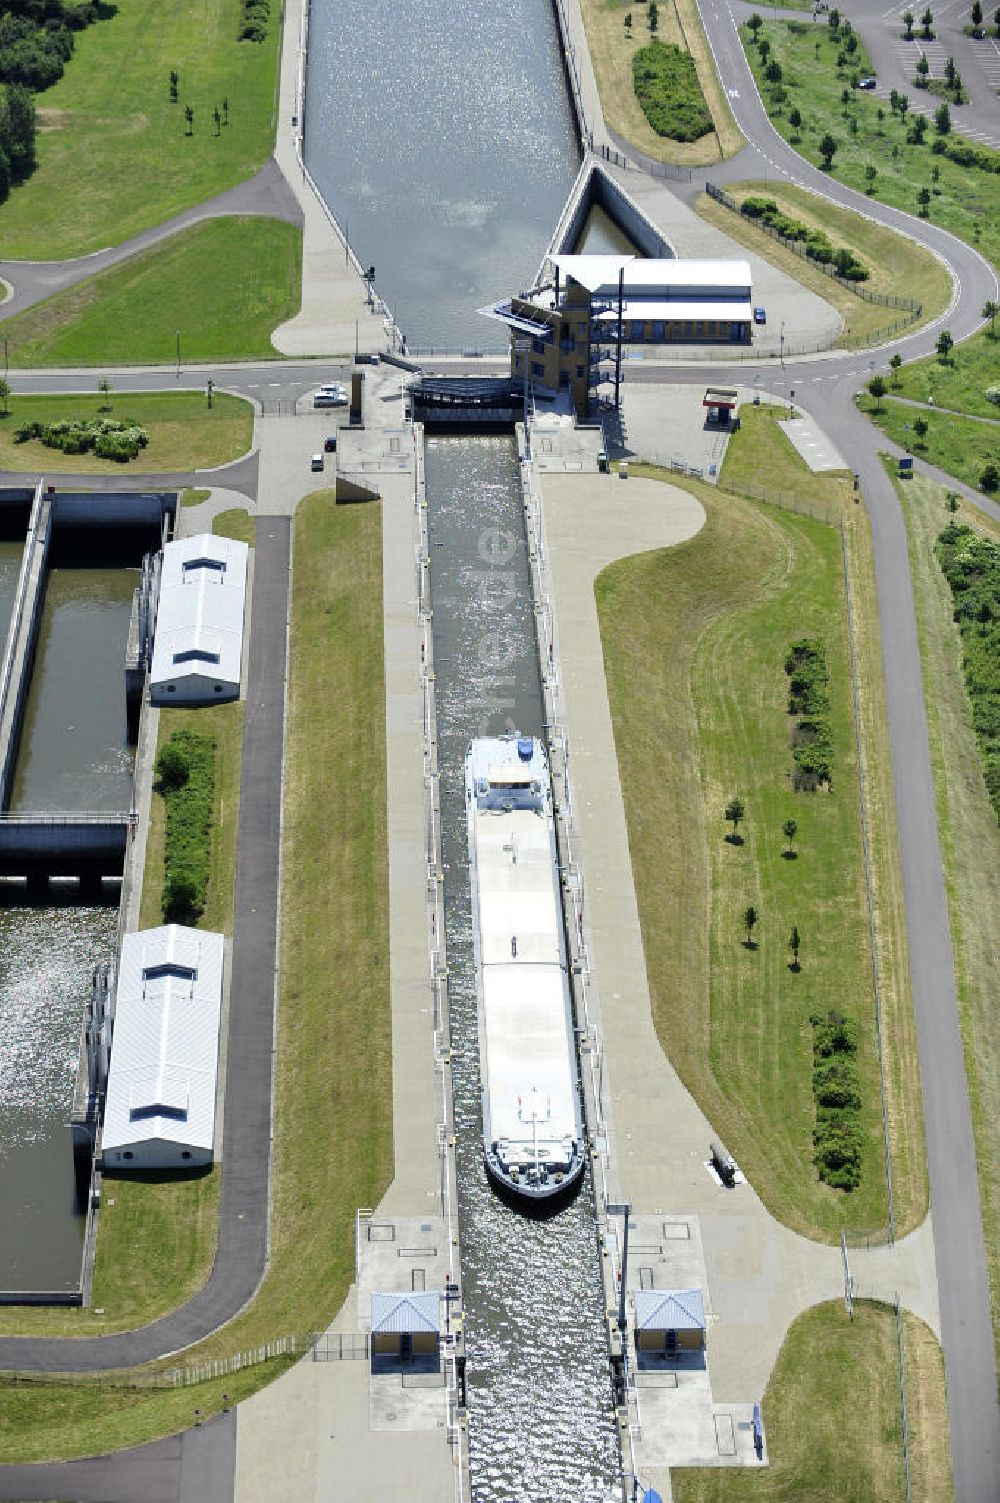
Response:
[313,384,348,408]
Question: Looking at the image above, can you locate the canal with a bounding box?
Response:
[10,568,136,813]
[426,437,619,1503]
[304,0,580,349]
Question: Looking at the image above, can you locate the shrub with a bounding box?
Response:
[810,1010,864,1189]
[632,39,713,141]
[13,416,148,461]
[985,387,1000,406]
[935,525,1000,817]
[982,463,1000,492]
[239,21,266,41]
[155,739,191,792]
[157,729,215,924]
[739,197,868,280]
[785,637,833,787]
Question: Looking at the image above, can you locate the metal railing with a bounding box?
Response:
[0,483,45,757]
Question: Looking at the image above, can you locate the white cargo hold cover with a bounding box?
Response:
[101,924,225,1168]
[150,533,248,704]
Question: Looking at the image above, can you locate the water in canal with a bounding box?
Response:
[304,0,580,349]
[426,437,620,1503]
[0,904,117,1291]
[0,542,21,652]
[10,568,136,813]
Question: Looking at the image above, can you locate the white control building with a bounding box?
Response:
[150,533,248,705]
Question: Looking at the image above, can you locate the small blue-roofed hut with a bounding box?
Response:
[633,1288,706,1354]
[370,1291,441,1361]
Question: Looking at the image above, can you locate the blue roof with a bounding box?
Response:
[370,1291,441,1335]
[633,1287,705,1331]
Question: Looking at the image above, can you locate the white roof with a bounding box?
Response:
[151,533,248,691]
[552,254,751,296]
[475,808,578,1150]
[370,1291,441,1335]
[596,300,752,323]
[634,1288,706,1332]
[101,924,225,1155]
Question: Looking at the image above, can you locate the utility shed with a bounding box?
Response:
[370,1291,441,1360]
[101,924,225,1170]
[634,1288,706,1353]
[150,533,248,705]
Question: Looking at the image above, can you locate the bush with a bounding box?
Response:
[13,415,149,461]
[239,21,266,41]
[935,525,1000,818]
[810,1010,864,1189]
[985,387,1000,406]
[982,463,1000,492]
[785,637,833,787]
[157,729,215,924]
[739,197,868,280]
[632,39,713,141]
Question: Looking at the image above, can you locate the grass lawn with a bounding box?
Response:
[0,493,390,1457]
[742,19,1000,270]
[888,324,1000,417]
[857,394,1000,492]
[672,1301,951,1503]
[181,488,212,508]
[213,508,256,544]
[721,403,853,515]
[695,182,951,346]
[898,469,1000,1373]
[0,0,281,259]
[0,393,253,474]
[580,0,742,163]
[597,453,923,1241]
[0,219,302,368]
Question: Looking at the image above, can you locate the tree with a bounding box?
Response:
[819,132,838,169]
[921,6,934,35]
[981,463,999,492]
[212,104,222,136]
[624,9,632,30]
[222,95,229,126]
[758,36,771,62]
[945,490,960,513]
[765,58,783,82]
[789,106,802,127]
[936,328,954,359]
[890,352,903,385]
[935,100,951,133]
[782,817,798,856]
[789,925,801,971]
[916,52,930,82]
[868,374,887,410]
[983,298,999,330]
[97,377,112,411]
[169,68,178,102]
[972,0,983,22]
[0,377,9,416]
[914,414,929,440]
[902,7,914,34]
[909,113,928,143]
[865,162,877,192]
[743,905,759,948]
[648,0,659,30]
[748,10,763,37]
[155,740,190,792]
[725,796,746,842]
[897,91,909,119]
[917,186,932,216]
[184,103,194,135]
[945,54,956,85]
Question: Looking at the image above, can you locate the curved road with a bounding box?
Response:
[0,7,997,1496]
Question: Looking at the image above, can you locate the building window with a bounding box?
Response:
[181,1150,192,1161]
[531,362,545,378]
[123,1150,134,1161]
[167,684,176,693]
[559,370,570,388]
[576,366,585,379]
[653,322,664,340]
[214,685,223,693]
[531,337,546,355]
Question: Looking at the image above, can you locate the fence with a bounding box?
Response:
[705,183,924,346]
[4,1333,316,1390]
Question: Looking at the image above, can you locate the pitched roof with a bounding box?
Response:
[633,1287,706,1331]
[370,1291,441,1335]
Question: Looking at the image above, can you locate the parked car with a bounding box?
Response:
[858,75,877,88]
[323,434,338,452]
[753,306,767,325]
[355,353,381,366]
[310,453,324,471]
[313,384,348,408]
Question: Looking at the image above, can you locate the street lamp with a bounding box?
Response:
[607,1200,632,1335]
[175,329,181,378]
[779,319,785,366]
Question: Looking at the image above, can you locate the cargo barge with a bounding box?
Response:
[465,733,585,1207]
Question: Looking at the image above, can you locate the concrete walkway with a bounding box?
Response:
[267,0,386,358]
[536,467,939,1489]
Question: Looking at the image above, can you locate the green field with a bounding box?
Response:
[0,219,301,368]
[580,0,742,163]
[742,19,1000,269]
[673,1302,951,1503]
[0,493,389,1456]
[696,181,952,346]
[888,324,1000,417]
[0,0,281,258]
[858,394,1000,492]
[0,392,253,473]
[899,471,1000,1372]
[596,451,924,1240]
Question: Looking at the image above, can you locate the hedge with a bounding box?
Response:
[632,40,713,142]
[741,196,869,281]
[785,637,834,788]
[934,522,1000,823]
[811,1010,864,1190]
[155,729,216,924]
